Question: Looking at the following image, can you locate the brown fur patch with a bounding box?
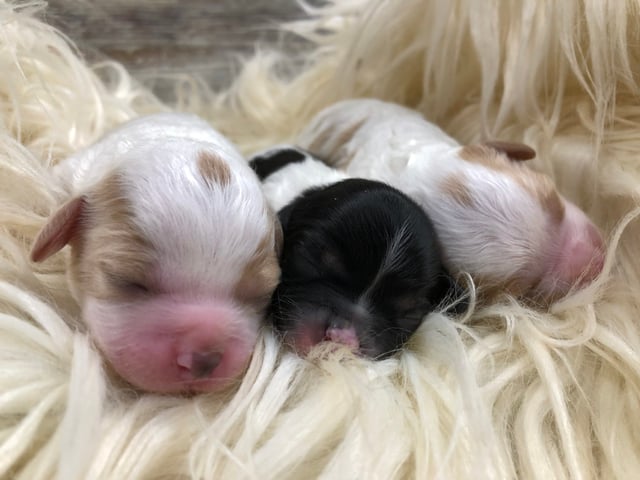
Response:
[530,175,565,224]
[30,196,86,262]
[306,118,365,163]
[305,124,332,157]
[234,219,281,310]
[69,173,154,303]
[458,144,565,223]
[198,150,231,187]
[459,144,509,170]
[442,175,473,206]
[483,141,536,161]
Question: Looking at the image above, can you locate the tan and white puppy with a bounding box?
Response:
[31,113,281,393]
[297,99,605,303]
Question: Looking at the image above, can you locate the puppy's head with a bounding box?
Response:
[31,142,281,393]
[419,142,605,302]
[271,178,465,359]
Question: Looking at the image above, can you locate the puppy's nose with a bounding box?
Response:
[325,324,360,350]
[177,351,222,378]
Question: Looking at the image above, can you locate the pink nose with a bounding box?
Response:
[174,304,244,379]
[93,300,259,393]
[555,211,605,288]
[325,325,360,350]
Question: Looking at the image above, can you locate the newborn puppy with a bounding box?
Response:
[297,98,605,303]
[31,113,281,393]
[250,147,465,359]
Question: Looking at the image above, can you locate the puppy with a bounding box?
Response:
[31,113,281,393]
[297,98,605,303]
[250,146,465,359]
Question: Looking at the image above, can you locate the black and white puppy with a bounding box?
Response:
[249,146,466,359]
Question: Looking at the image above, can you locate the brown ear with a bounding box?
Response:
[30,196,86,262]
[484,141,536,161]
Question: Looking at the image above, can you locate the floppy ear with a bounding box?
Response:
[30,196,87,262]
[484,141,536,161]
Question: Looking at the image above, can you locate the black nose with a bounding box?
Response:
[190,352,222,378]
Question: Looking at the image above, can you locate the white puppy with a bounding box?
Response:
[31,113,281,393]
[297,99,605,303]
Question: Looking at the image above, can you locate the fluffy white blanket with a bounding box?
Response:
[1,1,639,478]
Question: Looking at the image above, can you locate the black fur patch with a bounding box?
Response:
[249,147,309,180]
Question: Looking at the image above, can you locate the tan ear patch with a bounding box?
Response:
[198,150,231,187]
[69,173,154,303]
[234,226,281,310]
[305,124,331,157]
[484,141,536,161]
[30,195,86,262]
[531,175,566,224]
[306,118,365,163]
[441,175,473,207]
[459,144,565,223]
[459,144,506,169]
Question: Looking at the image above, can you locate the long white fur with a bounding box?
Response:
[1,1,640,479]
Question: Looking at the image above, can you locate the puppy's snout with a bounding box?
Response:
[563,220,605,285]
[562,203,604,266]
[538,201,605,298]
[324,305,371,349]
[177,351,223,379]
[95,300,259,392]
[325,324,360,349]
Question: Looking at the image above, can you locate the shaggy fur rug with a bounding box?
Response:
[1,1,640,478]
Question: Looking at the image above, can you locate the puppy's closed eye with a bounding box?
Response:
[103,270,151,297]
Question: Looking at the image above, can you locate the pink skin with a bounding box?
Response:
[85,298,258,393]
[288,318,360,356]
[538,201,605,297]
[325,326,360,350]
